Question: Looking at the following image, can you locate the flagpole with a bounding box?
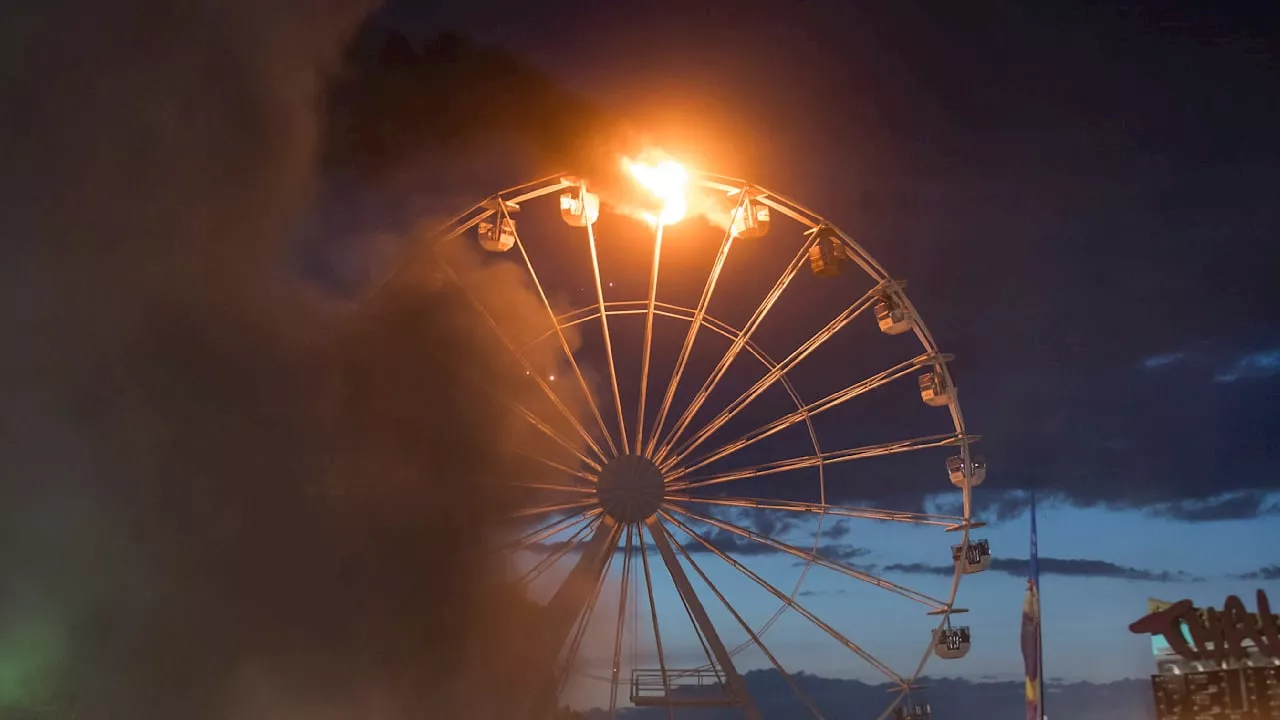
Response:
[1033,491,1045,720]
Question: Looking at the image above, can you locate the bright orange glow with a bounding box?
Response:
[622,156,689,226]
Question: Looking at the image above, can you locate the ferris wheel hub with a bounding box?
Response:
[596,454,665,523]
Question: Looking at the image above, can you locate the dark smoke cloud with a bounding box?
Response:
[0,2,570,718]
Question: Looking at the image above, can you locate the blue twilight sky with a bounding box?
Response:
[332,0,1280,708]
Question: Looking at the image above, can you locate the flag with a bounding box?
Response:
[1021,492,1043,720]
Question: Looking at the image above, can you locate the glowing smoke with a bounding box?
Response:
[0,3,582,719]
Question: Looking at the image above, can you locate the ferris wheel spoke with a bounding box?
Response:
[509,481,596,494]
[667,353,939,476]
[448,264,608,464]
[636,527,676,720]
[585,219,631,456]
[515,235,619,457]
[660,286,885,472]
[509,498,598,519]
[516,449,600,484]
[634,224,665,453]
[644,190,746,458]
[502,508,601,553]
[660,509,905,684]
[669,432,973,491]
[665,503,949,612]
[509,402,603,472]
[663,495,965,528]
[669,520,828,720]
[609,526,636,717]
[645,516,761,720]
[652,238,814,465]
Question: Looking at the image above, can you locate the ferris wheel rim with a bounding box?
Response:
[418,167,980,716]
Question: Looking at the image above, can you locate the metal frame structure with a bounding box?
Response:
[423,170,985,720]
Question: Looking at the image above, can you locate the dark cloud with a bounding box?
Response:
[1235,565,1280,581]
[819,520,852,539]
[882,558,1199,583]
[1147,491,1280,522]
[1214,349,1280,383]
[797,588,846,597]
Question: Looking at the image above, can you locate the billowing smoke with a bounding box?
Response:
[0,3,581,718]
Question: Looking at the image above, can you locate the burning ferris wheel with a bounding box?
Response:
[433,157,991,720]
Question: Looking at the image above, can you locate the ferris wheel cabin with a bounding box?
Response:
[951,538,993,574]
[807,226,848,277]
[729,197,772,239]
[918,370,953,407]
[559,188,600,227]
[894,702,933,720]
[875,292,915,335]
[933,626,972,660]
[946,454,986,488]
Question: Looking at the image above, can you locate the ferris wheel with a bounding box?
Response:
[429,159,991,720]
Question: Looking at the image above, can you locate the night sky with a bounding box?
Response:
[362,0,1280,706]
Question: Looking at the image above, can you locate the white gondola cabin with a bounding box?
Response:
[477,212,518,253]
[946,454,986,487]
[807,227,847,277]
[918,370,952,407]
[933,626,971,660]
[875,293,914,335]
[559,188,600,227]
[951,539,992,574]
[730,198,771,239]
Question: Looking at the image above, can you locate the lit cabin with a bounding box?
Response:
[875,293,914,335]
[477,215,517,252]
[559,189,600,227]
[951,538,992,575]
[933,626,971,660]
[808,227,846,277]
[946,454,986,487]
[893,702,933,720]
[918,371,952,407]
[730,198,771,239]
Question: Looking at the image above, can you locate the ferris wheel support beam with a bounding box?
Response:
[535,518,623,700]
[670,524,828,720]
[645,517,761,720]
[661,510,904,684]
[586,215,630,455]
[634,223,665,453]
[515,235,619,457]
[652,237,813,466]
[669,353,940,477]
[645,190,747,458]
[547,524,621,716]
[660,286,885,472]
[666,504,949,611]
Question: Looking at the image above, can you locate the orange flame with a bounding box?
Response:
[622,156,689,226]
